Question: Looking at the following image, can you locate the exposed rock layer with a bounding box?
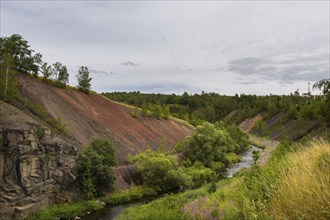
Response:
[0,102,77,219]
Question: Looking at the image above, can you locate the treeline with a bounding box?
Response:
[103,86,330,125]
[0,34,93,101]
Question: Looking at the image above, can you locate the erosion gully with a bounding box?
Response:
[83,145,262,220]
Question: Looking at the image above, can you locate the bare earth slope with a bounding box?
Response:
[18,74,193,163]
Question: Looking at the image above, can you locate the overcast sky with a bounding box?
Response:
[1,1,329,95]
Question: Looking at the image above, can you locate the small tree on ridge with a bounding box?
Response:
[77,66,92,93]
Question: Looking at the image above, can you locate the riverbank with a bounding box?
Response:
[116,139,329,220]
[27,133,270,220]
[249,134,279,166]
[83,143,263,220]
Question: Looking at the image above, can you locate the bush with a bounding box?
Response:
[46,117,68,135]
[180,162,214,187]
[133,150,192,191]
[130,107,141,118]
[76,137,116,199]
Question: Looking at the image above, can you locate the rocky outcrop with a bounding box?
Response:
[0,101,77,220]
[0,128,77,219]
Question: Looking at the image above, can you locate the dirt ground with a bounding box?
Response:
[18,74,194,163]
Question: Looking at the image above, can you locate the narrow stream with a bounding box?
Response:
[83,145,262,220]
[222,145,262,178]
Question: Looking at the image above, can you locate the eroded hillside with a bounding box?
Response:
[238,111,329,141]
[18,74,194,163]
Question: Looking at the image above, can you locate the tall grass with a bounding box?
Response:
[115,139,329,220]
[269,140,330,220]
[116,187,208,220]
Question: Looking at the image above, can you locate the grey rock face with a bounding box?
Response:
[0,128,77,220]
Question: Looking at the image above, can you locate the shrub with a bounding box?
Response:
[181,162,214,187]
[130,107,140,118]
[76,137,116,199]
[133,150,192,191]
[46,117,68,135]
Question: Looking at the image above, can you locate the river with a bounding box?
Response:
[222,145,262,178]
[83,145,262,220]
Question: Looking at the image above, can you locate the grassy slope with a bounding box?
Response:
[116,139,330,220]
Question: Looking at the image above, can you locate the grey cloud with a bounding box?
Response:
[228,54,329,84]
[234,81,260,85]
[228,57,274,76]
[279,53,329,64]
[2,1,329,95]
[122,61,139,67]
[89,68,114,77]
[108,83,192,94]
[229,57,269,66]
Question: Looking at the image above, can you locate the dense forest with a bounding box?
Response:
[103,88,330,126]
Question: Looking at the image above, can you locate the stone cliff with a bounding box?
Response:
[0,101,77,219]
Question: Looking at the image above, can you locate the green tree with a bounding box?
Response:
[204,105,216,122]
[313,79,330,121]
[56,63,69,86]
[287,103,298,120]
[141,102,148,116]
[187,122,232,168]
[0,34,39,74]
[32,52,43,77]
[0,53,17,101]
[41,62,52,81]
[225,124,249,153]
[162,105,171,119]
[75,137,116,199]
[77,66,92,93]
[313,79,330,99]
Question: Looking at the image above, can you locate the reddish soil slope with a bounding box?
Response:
[239,112,268,132]
[18,74,194,163]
